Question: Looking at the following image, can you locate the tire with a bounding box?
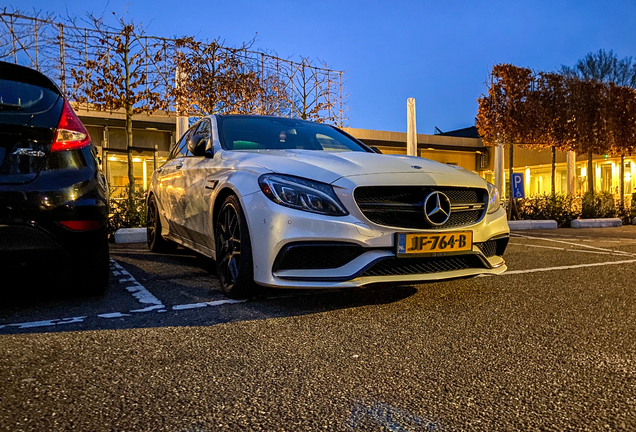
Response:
[147,195,175,253]
[72,233,109,297]
[215,194,256,299]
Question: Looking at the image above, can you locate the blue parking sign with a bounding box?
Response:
[511,173,525,198]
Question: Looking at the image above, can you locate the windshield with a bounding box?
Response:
[217,116,369,153]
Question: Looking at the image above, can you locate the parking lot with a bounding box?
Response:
[2,227,636,431]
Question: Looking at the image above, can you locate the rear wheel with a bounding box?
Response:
[147,195,175,253]
[215,195,255,299]
[71,233,109,297]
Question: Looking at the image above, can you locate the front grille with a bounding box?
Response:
[354,186,487,229]
[273,242,366,271]
[360,254,487,277]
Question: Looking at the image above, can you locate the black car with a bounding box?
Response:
[0,61,109,295]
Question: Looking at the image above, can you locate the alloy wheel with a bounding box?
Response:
[216,202,242,290]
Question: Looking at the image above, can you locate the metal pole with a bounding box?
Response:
[260,52,265,115]
[153,143,158,176]
[494,143,504,199]
[34,20,39,70]
[10,16,17,63]
[58,24,66,94]
[103,126,109,186]
[85,29,88,111]
[339,72,343,127]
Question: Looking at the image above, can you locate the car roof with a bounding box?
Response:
[216,114,323,126]
[0,61,62,95]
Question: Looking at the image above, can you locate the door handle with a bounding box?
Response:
[175,164,183,169]
[157,167,163,173]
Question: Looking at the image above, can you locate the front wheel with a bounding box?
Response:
[215,195,256,299]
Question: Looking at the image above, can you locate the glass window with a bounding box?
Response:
[170,127,195,160]
[0,79,59,113]
[217,116,369,153]
[195,118,211,137]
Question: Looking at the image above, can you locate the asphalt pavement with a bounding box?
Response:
[2,227,636,431]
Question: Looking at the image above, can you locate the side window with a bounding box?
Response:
[176,125,197,158]
[169,133,186,160]
[184,119,211,157]
[195,118,211,138]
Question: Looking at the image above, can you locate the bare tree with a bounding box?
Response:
[68,14,168,201]
[561,49,635,86]
[170,37,264,117]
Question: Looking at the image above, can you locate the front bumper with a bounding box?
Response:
[241,191,509,289]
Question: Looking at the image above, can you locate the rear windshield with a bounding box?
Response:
[0,79,60,114]
[217,116,369,153]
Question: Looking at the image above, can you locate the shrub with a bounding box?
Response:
[581,191,616,219]
[516,193,581,227]
[108,185,147,240]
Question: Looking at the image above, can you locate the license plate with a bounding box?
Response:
[396,231,473,256]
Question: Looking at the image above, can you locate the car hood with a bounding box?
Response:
[222,149,477,184]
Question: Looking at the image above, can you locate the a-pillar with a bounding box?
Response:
[494,143,504,197]
[566,151,576,194]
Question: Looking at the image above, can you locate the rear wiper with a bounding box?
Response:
[0,103,24,111]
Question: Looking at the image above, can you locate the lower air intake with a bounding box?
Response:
[360,254,487,277]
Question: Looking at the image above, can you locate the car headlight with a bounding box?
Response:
[258,174,348,216]
[486,182,500,214]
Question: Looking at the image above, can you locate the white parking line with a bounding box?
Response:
[108,260,165,311]
[511,234,636,256]
[509,241,626,256]
[172,299,246,310]
[500,258,636,275]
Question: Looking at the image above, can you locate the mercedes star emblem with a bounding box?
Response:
[423,191,452,226]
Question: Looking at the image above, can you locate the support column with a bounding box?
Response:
[494,143,504,197]
[175,64,189,142]
[102,126,109,186]
[406,98,417,157]
[566,151,576,195]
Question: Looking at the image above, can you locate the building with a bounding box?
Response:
[74,106,176,195]
[77,109,635,202]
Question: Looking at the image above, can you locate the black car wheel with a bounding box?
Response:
[147,195,175,253]
[215,195,255,299]
[72,233,109,297]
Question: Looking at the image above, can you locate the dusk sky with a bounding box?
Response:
[11,0,636,134]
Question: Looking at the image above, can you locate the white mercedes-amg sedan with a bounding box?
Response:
[147,115,509,298]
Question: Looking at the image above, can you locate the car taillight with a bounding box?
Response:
[51,100,91,152]
[59,220,101,231]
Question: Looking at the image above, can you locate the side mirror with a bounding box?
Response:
[369,146,382,154]
[204,139,214,158]
[188,134,210,157]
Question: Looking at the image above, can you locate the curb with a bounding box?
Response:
[114,227,147,244]
[571,218,622,228]
[507,220,558,230]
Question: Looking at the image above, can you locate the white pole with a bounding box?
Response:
[406,98,417,156]
[566,151,576,194]
[175,63,189,142]
[494,143,504,196]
